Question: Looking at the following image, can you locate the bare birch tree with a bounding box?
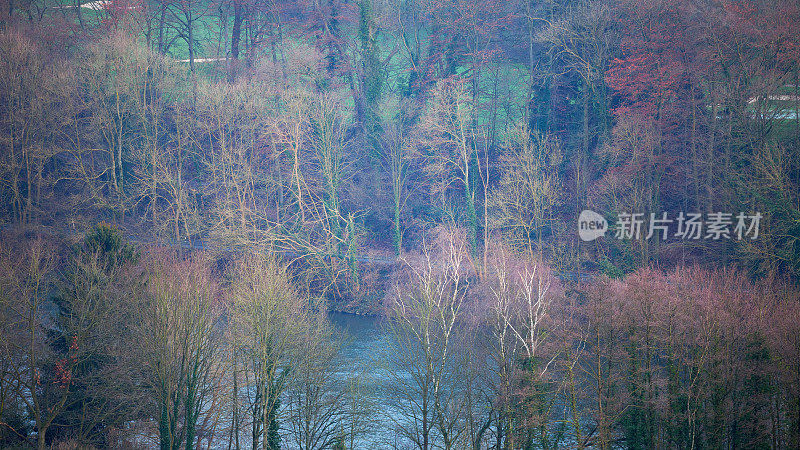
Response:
[384,226,474,450]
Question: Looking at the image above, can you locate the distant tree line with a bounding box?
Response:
[1,0,799,280]
[1,0,800,447]
[1,225,799,448]
[0,225,375,449]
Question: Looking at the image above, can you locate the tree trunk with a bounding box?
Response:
[187,8,197,103]
[582,75,590,210]
[229,0,243,83]
[37,430,47,450]
[158,3,166,53]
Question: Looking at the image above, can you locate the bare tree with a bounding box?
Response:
[538,0,616,211]
[0,31,59,226]
[160,0,213,97]
[491,123,563,259]
[418,79,480,254]
[135,251,223,450]
[50,225,142,447]
[197,81,276,251]
[228,252,307,450]
[0,236,64,450]
[481,243,560,449]
[269,89,313,227]
[285,305,347,450]
[269,91,361,299]
[384,225,474,450]
[75,34,190,228]
[381,116,412,257]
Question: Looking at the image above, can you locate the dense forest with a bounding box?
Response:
[1,0,800,448]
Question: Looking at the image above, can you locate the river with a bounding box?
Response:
[327,312,403,449]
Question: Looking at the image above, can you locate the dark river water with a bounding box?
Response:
[327,312,402,449]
